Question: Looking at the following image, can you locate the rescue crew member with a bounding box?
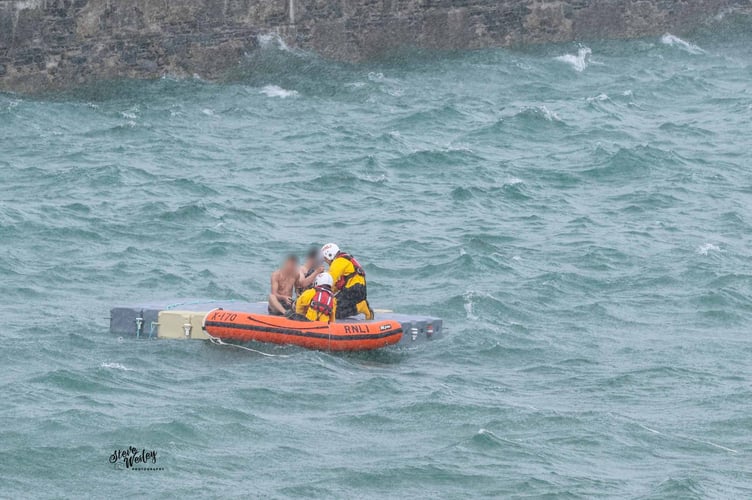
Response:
[295,273,337,323]
[320,243,374,320]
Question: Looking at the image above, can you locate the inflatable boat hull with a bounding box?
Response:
[203,309,403,351]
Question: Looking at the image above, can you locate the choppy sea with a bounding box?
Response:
[1,28,751,498]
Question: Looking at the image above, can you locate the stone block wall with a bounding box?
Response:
[0,0,748,92]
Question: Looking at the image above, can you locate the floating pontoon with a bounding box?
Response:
[109,299,443,349]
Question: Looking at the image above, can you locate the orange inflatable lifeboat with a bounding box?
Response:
[203,309,403,351]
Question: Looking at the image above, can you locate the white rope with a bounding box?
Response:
[202,307,292,357]
[165,299,243,311]
[615,413,738,454]
[206,335,291,358]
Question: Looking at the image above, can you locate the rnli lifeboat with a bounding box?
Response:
[203,309,403,351]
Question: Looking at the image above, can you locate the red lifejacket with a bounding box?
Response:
[310,286,334,317]
[334,253,366,290]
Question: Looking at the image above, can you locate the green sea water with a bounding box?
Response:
[1,31,751,498]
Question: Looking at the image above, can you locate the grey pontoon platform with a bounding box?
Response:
[110,299,443,345]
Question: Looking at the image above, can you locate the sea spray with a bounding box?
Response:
[555,46,592,72]
[660,33,706,54]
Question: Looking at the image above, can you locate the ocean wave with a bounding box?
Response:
[459,290,520,322]
[119,109,138,120]
[660,33,706,54]
[696,243,720,255]
[658,121,715,137]
[464,291,478,320]
[525,105,560,121]
[586,93,609,103]
[100,362,131,371]
[512,105,564,124]
[256,33,295,53]
[555,46,592,72]
[1,97,23,113]
[260,85,299,98]
[389,104,467,128]
[584,145,682,180]
[390,147,484,171]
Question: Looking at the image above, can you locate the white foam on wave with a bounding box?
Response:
[8,98,22,109]
[386,87,404,97]
[260,85,299,98]
[586,93,609,103]
[463,290,491,321]
[364,174,388,183]
[101,362,131,371]
[445,142,473,153]
[520,105,561,122]
[464,298,477,320]
[477,428,498,437]
[201,108,215,116]
[256,33,294,52]
[555,46,592,72]
[696,243,720,255]
[540,106,560,121]
[660,33,706,55]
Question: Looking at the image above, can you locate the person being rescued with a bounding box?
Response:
[268,252,323,316]
[268,254,300,315]
[294,272,337,323]
[320,243,374,320]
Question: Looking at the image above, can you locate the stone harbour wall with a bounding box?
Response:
[0,0,749,92]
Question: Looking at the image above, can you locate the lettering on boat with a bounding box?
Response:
[208,310,237,321]
[343,325,370,334]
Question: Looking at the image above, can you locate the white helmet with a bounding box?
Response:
[321,243,340,261]
[315,272,333,288]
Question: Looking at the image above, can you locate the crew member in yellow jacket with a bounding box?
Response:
[320,243,374,320]
[295,273,337,323]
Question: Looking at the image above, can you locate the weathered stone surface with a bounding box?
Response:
[0,0,749,92]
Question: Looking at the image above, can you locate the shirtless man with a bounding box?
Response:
[268,255,301,315]
[268,253,325,315]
